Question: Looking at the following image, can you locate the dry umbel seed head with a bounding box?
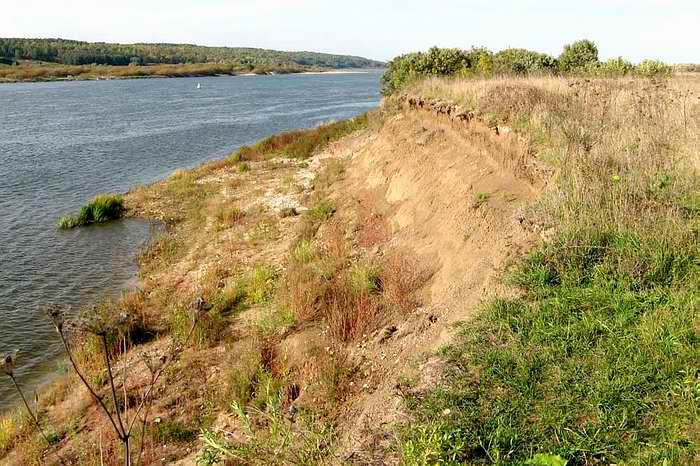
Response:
[44,304,66,333]
[77,308,113,336]
[140,350,168,377]
[191,296,211,320]
[1,350,19,377]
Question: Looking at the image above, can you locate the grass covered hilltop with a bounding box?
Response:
[0,38,385,82]
[0,40,698,465]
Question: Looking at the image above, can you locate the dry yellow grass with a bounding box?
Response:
[409,75,700,241]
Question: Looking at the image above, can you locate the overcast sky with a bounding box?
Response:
[4,0,698,63]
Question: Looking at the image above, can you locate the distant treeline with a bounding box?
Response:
[0,38,385,69]
[382,40,680,95]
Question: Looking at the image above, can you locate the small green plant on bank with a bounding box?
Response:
[58,194,124,229]
[198,409,334,465]
[307,198,336,222]
[472,192,490,209]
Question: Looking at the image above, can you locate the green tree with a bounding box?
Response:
[557,39,599,72]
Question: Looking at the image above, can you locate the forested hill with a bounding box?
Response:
[0,38,385,69]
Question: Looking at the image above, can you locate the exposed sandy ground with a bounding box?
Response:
[323,105,544,463]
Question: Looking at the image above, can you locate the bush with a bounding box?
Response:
[557,39,599,72]
[635,59,672,77]
[58,194,124,229]
[381,47,486,95]
[494,48,557,75]
[594,56,634,77]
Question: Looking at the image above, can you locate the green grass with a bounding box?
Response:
[233,114,370,161]
[472,192,491,209]
[58,194,124,229]
[154,420,198,444]
[307,199,336,222]
[198,409,334,465]
[246,264,278,305]
[401,230,698,465]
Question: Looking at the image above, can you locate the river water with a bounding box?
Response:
[0,71,381,409]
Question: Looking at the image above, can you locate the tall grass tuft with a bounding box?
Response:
[58,194,124,229]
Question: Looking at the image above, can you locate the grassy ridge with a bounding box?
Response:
[401,76,699,464]
[231,114,370,161]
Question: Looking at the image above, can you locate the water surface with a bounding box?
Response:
[0,71,381,409]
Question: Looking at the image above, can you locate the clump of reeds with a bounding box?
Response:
[58,194,124,229]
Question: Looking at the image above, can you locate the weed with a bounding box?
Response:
[472,192,490,209]
[154,420,198,444]
[198,410,334,465]
[314,159,346,189]
[307,198,336,222]
[325,277,382,342]
[381,252,430,313]
[234,114,370,161]
[290,240,316,264]
[246,264,278,305]
[213,204,245,231]
[348,261,382,294]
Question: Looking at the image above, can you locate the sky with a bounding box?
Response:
[3,0,699,63]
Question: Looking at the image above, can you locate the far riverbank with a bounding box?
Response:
[0,62,383,84]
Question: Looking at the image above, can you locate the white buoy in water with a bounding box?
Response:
[196,83,202,89]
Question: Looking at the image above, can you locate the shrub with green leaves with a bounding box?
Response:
[557,39,599,72]
[635,59,672,77]
[494,48,557,75]
[594,56,634,76]
[381,47,487,95]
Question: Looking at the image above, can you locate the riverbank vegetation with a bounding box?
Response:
[232,114,370,161]
[0,38,384,82]
[381,39,678,95]
[58,194,124,229]
[400,76,699,464]
[0,62,311,83]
